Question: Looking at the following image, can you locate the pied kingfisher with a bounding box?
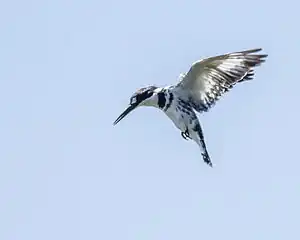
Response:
[113,48,267,167]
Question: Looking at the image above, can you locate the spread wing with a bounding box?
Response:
[175,48,267,112]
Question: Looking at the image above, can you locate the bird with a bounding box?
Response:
[113,48,267,167]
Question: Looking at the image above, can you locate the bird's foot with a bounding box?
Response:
[181,129,192,141]
[181,132,188,140]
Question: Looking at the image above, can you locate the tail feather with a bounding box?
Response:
[191,122,213,167]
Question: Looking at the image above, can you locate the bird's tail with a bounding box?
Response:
[191,123,213,167]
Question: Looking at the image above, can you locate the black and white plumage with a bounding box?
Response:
[113,48,267,167]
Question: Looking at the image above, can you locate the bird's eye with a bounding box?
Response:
[130,96,137,105]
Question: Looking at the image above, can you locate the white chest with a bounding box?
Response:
[164,103,188,132]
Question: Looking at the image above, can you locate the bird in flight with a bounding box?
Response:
[113,48,267,167]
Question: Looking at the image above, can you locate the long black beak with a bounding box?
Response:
[113,104,137,125]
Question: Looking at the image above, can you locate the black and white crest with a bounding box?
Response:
[130,86,157,105]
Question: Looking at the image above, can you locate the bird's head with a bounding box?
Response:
[113,85,158,125]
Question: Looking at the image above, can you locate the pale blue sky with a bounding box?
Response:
[0,0,299,239]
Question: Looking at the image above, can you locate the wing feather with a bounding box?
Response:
[176,48,267,112]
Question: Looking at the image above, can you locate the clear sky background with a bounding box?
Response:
[0,0,299,239]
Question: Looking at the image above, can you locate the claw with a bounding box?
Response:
[184,129,192,140]
[181,132,188,140]
[181,129,192,141]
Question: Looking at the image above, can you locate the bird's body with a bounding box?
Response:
[113,48,268,167]
[146,85,212,165]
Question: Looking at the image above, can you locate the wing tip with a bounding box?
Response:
[233,48,266,55]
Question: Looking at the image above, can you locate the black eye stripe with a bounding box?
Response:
[130,91,153,104]
[135,91,152,101]
[130,86,157,105]
[143,90,153,98]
